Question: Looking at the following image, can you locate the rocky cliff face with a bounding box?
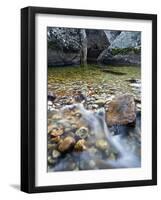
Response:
[98,31,141,66]
[47,28,81,66]
[97,47,141,66]
[47,28,141,66]
[109,31,141,49]
[104,31,121,43]
[86,30,110,63]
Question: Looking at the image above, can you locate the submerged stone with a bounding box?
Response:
[48,124,54,134]
[74,139,87,151]
[88,160,96,169]
[96,139,110,151]
[48,91,56,102]
[48,156,56,165]
[52,150,61,159]
[58,136,76,152]
[51,135,61,143]
[95,99,106,106]
[51,127,64,137]
[75,127,89,139]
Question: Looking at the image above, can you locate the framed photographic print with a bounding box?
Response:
[21,6,157,193]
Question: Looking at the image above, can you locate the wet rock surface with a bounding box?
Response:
[58,136,76,153]
[106,94,136,126]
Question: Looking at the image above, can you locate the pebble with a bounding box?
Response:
[74,139,87,151]
[52,113,62,120]
[52,150,61,159]
[95,99,106,106]
[47,143,57,150]
[58,136,76,152]
[108,152,116,160]
[129,83,141,88]
[51,127,64,137]
[137,104,141,110]
[51,136,61,143]
[48,124,54,134]
[64,126,73,133]
[88,160,96,169]
[75,112,82,118]
[71,123,78,129]
[91,104,99,109]
[48,101,53,106]
[75,127,89,139]
[126,78,139,83]
[48,92,56,102]
[67,161,77,170]
[48,156,56,165]
[88,147,98,155]
[96,139,109,151]
[134,97,141,103]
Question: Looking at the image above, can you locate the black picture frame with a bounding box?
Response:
[21,6,157,193]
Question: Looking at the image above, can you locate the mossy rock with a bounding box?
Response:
[111,47,141,56]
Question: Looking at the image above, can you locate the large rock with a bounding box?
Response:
[48,28,141,66]
[109,31,141,49]
[106,94,136,126]
[86,30,110,63]
[48,49,80,66]
[97,31,141,65]
[104,31,121,44]
[98,48,141,65]
[47,28,81,66]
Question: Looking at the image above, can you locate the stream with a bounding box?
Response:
[47,65,141,172]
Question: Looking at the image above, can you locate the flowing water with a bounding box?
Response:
[47,65,141,172]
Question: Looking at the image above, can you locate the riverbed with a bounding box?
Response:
[47,65,141,172]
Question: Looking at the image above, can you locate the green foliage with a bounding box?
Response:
[111,47,141,56]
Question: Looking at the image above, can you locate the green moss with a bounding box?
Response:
[111,47,141,56]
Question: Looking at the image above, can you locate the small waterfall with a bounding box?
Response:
[95,106,141,168]
[50,103,140,171]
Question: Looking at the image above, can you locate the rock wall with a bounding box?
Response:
[97,47,141,66]
[98,31,141,66]
[109,31,141,49]
[104,31,121,43]
[47,28,141,67]
[47,27,81,66]
[86,30,110,63]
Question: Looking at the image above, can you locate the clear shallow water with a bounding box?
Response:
[48,65,140,97]
[47,65,141,172]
